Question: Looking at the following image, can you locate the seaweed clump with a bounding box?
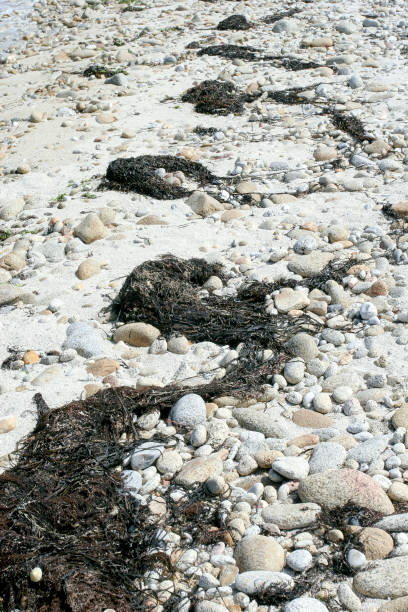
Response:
[83,64,123,78]
[101,154,219,198]
[216,14,253,30]
[326,109,374,143]
[263,7,302,23]
[197,44,259,61]
[112,255,321,349]
[193,126,218,136]
[182,79,249,115]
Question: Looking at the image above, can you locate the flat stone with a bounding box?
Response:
[234,571,294,595]
[292,409,333,428]
[0,198,25,220]
[130,441,164,470]
[32,365,62,386]
[136,215,168,225]
[348,436,388,464]
[175,452,225,487]
[113,322,160,347]
[86,358,119,377]
[0,252,26,271]
[262,503,321,529]
[187,191,224,217]
[169,393,206,428]
[309,442,346,474]
[298,469,394,515]
[322,372,363,393]
[233,408,288,438]
[272,456,310,480]
[357,527,394,560]
[353,557,408,599]
[275,288,310,313]
[374,513,408,532]
[234,535,285,571]
[390,202,408,218]
[287,252,334,278]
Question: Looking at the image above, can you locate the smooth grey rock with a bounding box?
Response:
[62,321,106,357]
[309,442,346,473]
[272,456,309,480]
[353,557,408,598]
[262,503,321,529]
[287,252,334,278]
[348,436,388,464]
[121,469,142,496]
[105,72,128,86]
[169,393,206,428]
[234,571,294,595]
[233,408,288,438]
[284,597,329,611]
[286,333,318,361]
[374,513,408,532]
[130,441,164,470]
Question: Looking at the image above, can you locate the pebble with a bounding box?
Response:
[272,456,310,480]
[234,535,285,572]
[309,442,346,473]
[286,549,313,572]
[284,598,329,612]
[353,557,408,599]
[262,503,321,529]
[234,571,294,595]
[74,213,107,244]
[286,333,318,361]
[113,322,160,347]
[63,322,106,357]
[169,394,206,428]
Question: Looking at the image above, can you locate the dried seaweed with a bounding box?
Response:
[326,108,374,143]
[193,126,218,136]
[182,79,249,115]
[197,44,259,61]
[216,14,253,30]
[198,45,322,71]
[267,85,314,105]
[83,64,125,78]
[100,154,220,198]
[263,7,302,23]
[113,255,321,348]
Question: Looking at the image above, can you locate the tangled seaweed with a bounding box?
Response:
[263,7,302,23]
[198,45,323,71]
[197,44,260,61]
[112,255,321,348]
[267,85,315,105]
[101,155,219,199]
[83,64,125,78]
[193,126,218,136]
[326,109,374,143]
[216,14,253,30]
[182,79,250,115]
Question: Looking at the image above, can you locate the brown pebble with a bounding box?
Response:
[23,350,39,365]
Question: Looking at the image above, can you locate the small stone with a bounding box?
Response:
[167,336,190,354]
[17,164,31,174]
[292,409,333,428]
[221,209,243,222]
[262,503,321,529]
[175,451,225,487]
[156,450,183,474]
[23,350,40,365]
[254,449,283,468]
[122,469,142,496]
[136,215,168,225]
[347,549,367,570]
[30,111,43,123]
[353,557,408,599]
[298,469,394,515]
[284,597,328,612]
[130,441,164,470]
[0,415,16,434]
[313,393,332,414]
[286,549,313,572]
[237,181,256,194]
[288,252,334,278]
[187,191,224,217]
[170,394,206,428]
[74,213,107,244]
[29,567,42,582]
[86,358,119,377]
[378,597,408,611]
[284,360,305,384]
[286,333,318,361]
[314,146,337,161]
[105,73,128,86]
[63,322,105,358]
[392,405,408,429]
[337,583,361,611]
[234,571,294,596]
[234,535,285,572]
[357,527,394,560]
[32,365,62,386]
[0,198,25,220]
[76,258,102,280]
[272,456,309,480]
[388,482,408,503]
[114,322,160,347]
[328,226,349,243]
[275,288,310,313]
[309,442,346,473]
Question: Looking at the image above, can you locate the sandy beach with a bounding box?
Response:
[1,0,408,609]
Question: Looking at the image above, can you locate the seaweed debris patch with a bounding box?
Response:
[101,155,220,198]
